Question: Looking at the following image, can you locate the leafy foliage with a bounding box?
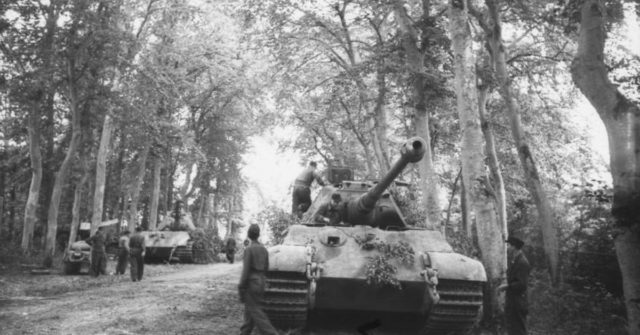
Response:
[563,180,621,296]
[189,227,223,264]
[528,269,626,334]
[392,185,427,226]
[357,237,415,289]
[364,255,402,289]
[250,205,300,245]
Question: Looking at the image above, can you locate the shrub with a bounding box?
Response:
[189,227,223,263]
[250,205,299,245]
[528,269,626,334]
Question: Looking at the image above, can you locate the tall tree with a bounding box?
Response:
[2,1,61,252]
[22,105,43,252]
[149,154,162,230]
[477,78,507,240]
[44,60,82,261]
[92,113,113,234]
[450,0,505,327]
[571,0,640,332]
[472,0,561,286]
[392,0,444,229]
[127,140,150,231]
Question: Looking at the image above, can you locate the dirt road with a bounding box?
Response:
[1,261,423,335]
[1,262,244,335]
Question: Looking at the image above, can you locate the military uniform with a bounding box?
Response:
[116,234,129,274]
[225,238,237,264]
[505,249,531,335]
[292,166,325,217]
[239,240,279,335]
[314,201,344,225]
[129,231,146,282]
[86,230,107,277]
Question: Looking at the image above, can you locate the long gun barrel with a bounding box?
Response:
[345,137,426,226]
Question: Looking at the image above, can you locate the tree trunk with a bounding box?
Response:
[0,196,4,241]
[40,94,55,249]
[44,64,82,261]
[116,129,127,224]
[164,150,174,213]
[0,154,4,240]
[393,0,442,229]
[484,0,560,285]
[207,195,218,237]
[128,141,151,232]
[22,1,58,252]
[478,86,507,239]
[22,110,43,252]
[178,162,195,200]
[444,168,461,230]
[9,186,16,242]
[450,0,505,328]
[91,114,113,234]
[571,1,640,332]
[69,161,90,250]
[460,169,472,238]
[371,63,391,174]
[149,155,162,230]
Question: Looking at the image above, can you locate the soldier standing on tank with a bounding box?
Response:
[115,230,130,275]
[129,226,146,282]
[85,226,107,277]
[238,224,279,335]
[292,161,325,218]
[499,236,531,335]
[225,237,237,264]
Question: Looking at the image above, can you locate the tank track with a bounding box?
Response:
[422,279,484,335]
[263,271,309,330]
[174,241,194,263]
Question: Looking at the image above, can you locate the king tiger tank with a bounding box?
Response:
[264,137,487,334]
[140,202,196,263]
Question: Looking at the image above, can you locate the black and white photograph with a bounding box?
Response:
[0,0,637,334]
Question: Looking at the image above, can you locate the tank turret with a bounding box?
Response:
[342,137,425,227]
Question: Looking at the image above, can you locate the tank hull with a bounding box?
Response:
[265,225,486,334]
[140,231,194,263]
[315,277,427,312]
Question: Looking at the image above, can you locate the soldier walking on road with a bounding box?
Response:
[238,224,279,335]
[115,230,130,275]
[292,161,325,218]
[225,237,237,264]
[85,226,107,277]
[129,226,146,282]
[499,236,531,335]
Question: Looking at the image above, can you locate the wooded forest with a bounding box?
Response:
[1,0,639,334]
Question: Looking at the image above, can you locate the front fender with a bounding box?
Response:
[429,252,487,282]
[268,245,308,273]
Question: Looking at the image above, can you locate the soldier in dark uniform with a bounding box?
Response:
[115,230,130,275]
[292,161,325,218]
[238,224,279,335]
[129,226,146,282]
[171,200,184,230]
[499,236,531,335]
[85,226,107,277]
[314,192,344,225]
[225,237,237,264]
